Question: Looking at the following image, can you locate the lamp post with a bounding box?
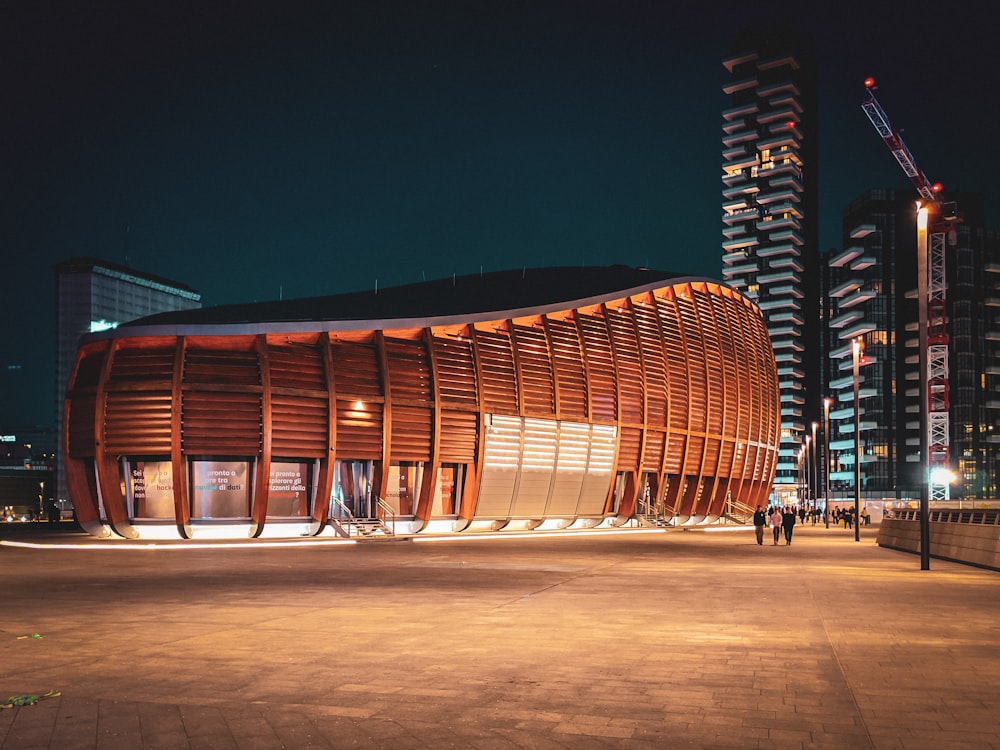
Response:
[852,337,862,543]
[823,397,831,528]
[804,435,812,512]
[811,421,818,517]
[916,204,931,569]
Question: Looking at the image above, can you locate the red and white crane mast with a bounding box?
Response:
[861,77,952,502]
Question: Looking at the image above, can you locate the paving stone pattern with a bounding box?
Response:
[2,523,999,749]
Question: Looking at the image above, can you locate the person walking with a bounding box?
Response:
[753,505,767,545]
[769,506,783,545]
[781,505,797,545]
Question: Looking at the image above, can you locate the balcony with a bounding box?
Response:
[758,80,801,97]
[829,246,864,268]
[850,223,877,239]
[766,201,802,219]
[723,144,750,161]
[757,133,800,152]
[757,296,800,311]
[721,101,760,120]
[723,249,751,265]
[765,174,804,193]
[839,288,877,309]
[773,351,802,363]
[722,181,759,199]
[755,215,800,233]
[756,188,800,205]
[767,228,803,245]
[722,129,759,148]
[830,309,863,329]
[757,243,800,258]
[830,278,862,298]
[769,310,804,324]
[850,255,877,271]
[758,269,801,285]
[722,263,758,279]
[769,257,804,272]
[722,154,760,172]
[722,76,758,95]
[766,284,804,299]
[839,320,877,339]
[766,92,802,112]
[722,237,759,252]
[757,106,800,125]
[722,208,758,226]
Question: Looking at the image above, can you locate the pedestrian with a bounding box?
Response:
[769,506,783,545]
[753,505,767,545]
[781,505,797,545]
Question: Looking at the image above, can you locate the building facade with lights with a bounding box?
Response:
[721,28,820,508]
[824,190,1000,503]
[54,258,202,509]
[61,266,780,540]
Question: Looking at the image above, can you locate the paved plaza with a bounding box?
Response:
[2,521,999,749]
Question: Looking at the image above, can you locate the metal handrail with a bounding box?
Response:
[888,509,1000,525]
[375,496,396,536]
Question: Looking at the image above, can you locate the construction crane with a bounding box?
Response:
[861,76,955,503]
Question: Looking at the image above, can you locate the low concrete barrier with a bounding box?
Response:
[878,517,1000,571]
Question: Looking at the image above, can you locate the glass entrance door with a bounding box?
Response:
[331,460,373,519]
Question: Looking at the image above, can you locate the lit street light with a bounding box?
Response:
[852,337,862,543]
[823,397,831,528]
[802,435,812,508]
[811,421,818,517]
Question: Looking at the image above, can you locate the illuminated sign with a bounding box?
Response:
[130,460,174,518]
[267,462,310,517]
[191,460,250,518]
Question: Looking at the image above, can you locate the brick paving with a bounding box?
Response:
[2,521,999,749]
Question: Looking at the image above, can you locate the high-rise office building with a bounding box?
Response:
[54,258,201,508]
[826,189,1000,503]
[721,28,819,507]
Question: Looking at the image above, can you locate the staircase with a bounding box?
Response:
[329,497,397,539]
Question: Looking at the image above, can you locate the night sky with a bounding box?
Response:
[2,0,997,428]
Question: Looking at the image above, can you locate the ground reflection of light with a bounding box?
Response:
[412,528,664,543]
[0,538,357,551]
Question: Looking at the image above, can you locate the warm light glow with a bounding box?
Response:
[864,76,876,89]
[929,467,955,485]
[917,206,929,231]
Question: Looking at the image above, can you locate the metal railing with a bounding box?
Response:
[329,496,396,537]
[888,509,1000,525]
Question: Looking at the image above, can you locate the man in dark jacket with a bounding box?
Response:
[781,506,797,545]
[753,505,767,545]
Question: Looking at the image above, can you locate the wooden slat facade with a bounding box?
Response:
[63,278,780,539]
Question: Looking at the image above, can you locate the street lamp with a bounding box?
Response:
[811,421,818,516]
[802,435,812,508]
[823,397,831,528]
[916,204,931,569]
[852,337,862,543]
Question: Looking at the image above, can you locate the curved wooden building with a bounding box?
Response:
[63,266,780,539]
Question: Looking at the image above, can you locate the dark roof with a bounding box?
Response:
[121,266,694,329]
[54,257,201,296]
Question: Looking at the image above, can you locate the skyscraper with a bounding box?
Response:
[827,189,1000,504]
[721,28,819,507]
[54,258,201,508]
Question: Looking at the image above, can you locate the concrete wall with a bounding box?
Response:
[878,519,1000,572]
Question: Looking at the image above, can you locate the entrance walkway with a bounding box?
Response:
[2,522,998,748]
